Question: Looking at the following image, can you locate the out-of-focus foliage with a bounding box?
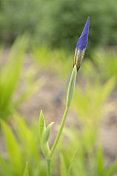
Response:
[72,78,115,124]
[0,36,40,120]
[60,128,117,176]
[58,78,117,176]
[82,50,117,83]
[33,46,72,79]
[0,0,117,51]
[0,111,55,176]
[37,0,117,51]
[0,75,116,176]
[0,113,48,176]
[0,0,41,43]
[70,78,115,155]
[0,46,117,175]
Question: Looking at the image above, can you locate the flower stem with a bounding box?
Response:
[50,66,77,158]
[50,106,69,158]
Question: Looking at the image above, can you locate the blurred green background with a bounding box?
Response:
[0,0,117,51]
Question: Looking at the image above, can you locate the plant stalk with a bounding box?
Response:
[50,66,77,158]
[50,107,69,158]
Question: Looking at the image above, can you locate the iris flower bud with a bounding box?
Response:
[74,17,90,71]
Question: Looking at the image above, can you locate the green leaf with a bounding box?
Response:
[67,150,77,175]
[0,36,28,119]
[1,120,23,176]
[0,154,13,176]
[106,159,117,176]
[44,122,54,143]
[13,113,39,161]
[39,110,46,142]
[23,162,29,176]
[66,66,77,108]
[99,77,116,103]
[96,147,104,176]
[60,154,67,176]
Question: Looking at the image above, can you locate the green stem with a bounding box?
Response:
[49,66,77,158]
[47,159,51,176]
[50,106,69,158]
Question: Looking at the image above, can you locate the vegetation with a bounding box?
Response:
[58,78,117,176]
[0,113,46,176]
[0,0,117,174]
[32,46,72,79]
[0,78,116,176]
[0,0,117,51]
[0,8,117,173]
[0,38,117,175]
[0,36,40,120]
[82,50,117,83]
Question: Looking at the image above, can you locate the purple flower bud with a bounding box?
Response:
[76,17,90,50]
[74,17,90,71]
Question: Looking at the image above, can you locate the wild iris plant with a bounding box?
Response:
[39,17,90,176]
[50,16,90,153]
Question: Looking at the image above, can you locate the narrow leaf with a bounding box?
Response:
[23,162,29,176]
[0,154,13,176]
[44,122,54,143]
[1,120,23,175]
[96,147,104,176]
[106,160,117,176]
[39,110,45,142]
[60,154,67,176]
